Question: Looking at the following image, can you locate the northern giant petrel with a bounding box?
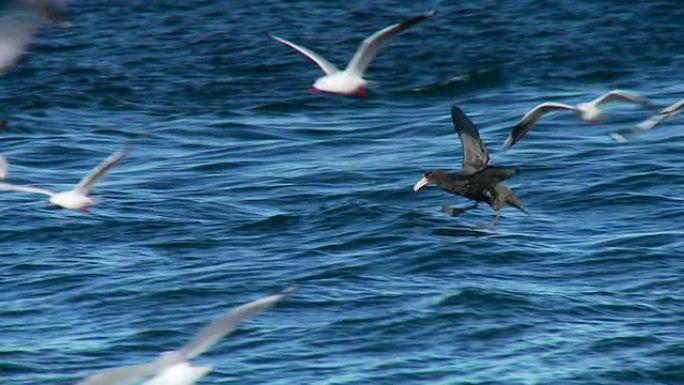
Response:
[414,105,527,225]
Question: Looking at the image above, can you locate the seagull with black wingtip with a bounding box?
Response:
[502,90,652,149]
[413,105,527,225]
[272,10,435,96]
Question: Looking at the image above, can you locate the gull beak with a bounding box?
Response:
[413,176,430,192]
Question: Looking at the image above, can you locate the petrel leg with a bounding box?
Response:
[442,202,478,217]
[490,209,501,226]
[488,200,502,226]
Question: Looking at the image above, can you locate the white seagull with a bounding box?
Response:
[610,98,684,142]
[0,0,63,74]
[0,147,128,212]
[272,10,435,96]
[503,90,651,149]
[75,288,293,385]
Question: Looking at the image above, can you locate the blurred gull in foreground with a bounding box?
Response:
[610,99,684,142]
[272,10,435,96]
[503,90,652,149]
[0,154,7,179]
[0,0,64,74]
[0,146,128,212]
[76,288,293,385]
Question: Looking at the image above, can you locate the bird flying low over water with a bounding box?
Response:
[0,0,64,74]
[75,288,294,385]
[503,90,651,149]
[414,105,527,226]
[610,98,684,142]
[272,10,435,96]
[0,146,128,212]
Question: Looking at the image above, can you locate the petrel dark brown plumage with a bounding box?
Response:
[413,105,527,225]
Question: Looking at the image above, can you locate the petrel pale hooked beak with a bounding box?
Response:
[413,176,430,192]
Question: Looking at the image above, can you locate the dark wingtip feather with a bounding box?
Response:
[396,10,436,32]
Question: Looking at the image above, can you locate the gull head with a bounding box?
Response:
[577,103,602,123]
[312,73,367,96]
[49,190,94,211]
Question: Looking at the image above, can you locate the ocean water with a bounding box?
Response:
[1,0,683,384]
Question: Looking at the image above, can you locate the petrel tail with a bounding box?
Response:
[505,189,528,214]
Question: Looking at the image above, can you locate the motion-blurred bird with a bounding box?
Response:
[76,288,293,385]
[0,0,64,74]
[610,98,684,142]
[503,90,651,149]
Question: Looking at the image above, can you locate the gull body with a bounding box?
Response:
[503,90,651,149]
[141,363,212,385]
[312,71,368,96]
[0,147,128,212]
[272,10,435,96]
[414,105,526,226]
[610,98,684,142]
[76,288,293,385]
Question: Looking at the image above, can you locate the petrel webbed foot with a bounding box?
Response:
[442,202,478,217]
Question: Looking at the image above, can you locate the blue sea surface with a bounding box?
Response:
[1,1,683,384]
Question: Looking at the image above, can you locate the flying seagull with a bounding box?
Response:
[610,98,684,142]
[0,146,128,212]
[272,10,435,96]
[414,105,527,225]
[0,0,63,74]
[75,288,294,385]
[503,90,651,149]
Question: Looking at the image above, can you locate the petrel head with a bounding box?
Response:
[413,170,447,192]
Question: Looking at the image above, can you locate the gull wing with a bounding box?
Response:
[660,99,684,115]
[451,105,489,174]
[502,102,577,149]
[74,147,129,194]
[0,0,62,74]
[0,155,7,179]
[271,35,338,75]
[345,10,435,76]
[177,287,294,360]
[610,99,684,142]
[591,90,649,107]
[0,181,54,196]
[75,362,163,385]
[74,288,292,385]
